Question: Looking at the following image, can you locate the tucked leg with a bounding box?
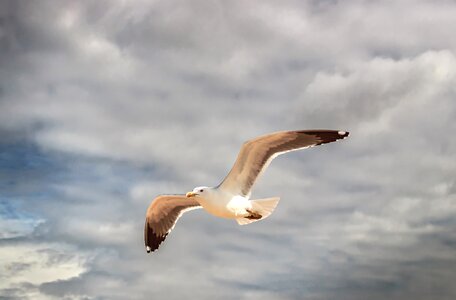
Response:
[245,209,262,220]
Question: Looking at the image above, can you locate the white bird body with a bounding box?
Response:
[191,187,252,219]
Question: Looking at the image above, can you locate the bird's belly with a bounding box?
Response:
[199,195,251,219]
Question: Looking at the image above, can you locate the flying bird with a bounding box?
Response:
[144,129,349,252]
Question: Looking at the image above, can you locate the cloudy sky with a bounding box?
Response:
[1,0,456,299]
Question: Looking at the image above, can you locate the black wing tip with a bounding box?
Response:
[144,220,168,254]
[337,130,350,138]
[297,129,349,135]
[145,232,168,253]
[301,129,349,145]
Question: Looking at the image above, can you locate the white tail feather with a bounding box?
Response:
[236,197,280,225]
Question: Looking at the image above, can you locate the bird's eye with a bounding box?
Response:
[199,189,204,193]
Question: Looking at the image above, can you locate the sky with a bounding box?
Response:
[1,0,456,299]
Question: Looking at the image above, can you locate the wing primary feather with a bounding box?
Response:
[144,195,201,253]
[144,219,168,253]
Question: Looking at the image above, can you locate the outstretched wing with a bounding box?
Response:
[144,195,201,253]
[218,130,349,197]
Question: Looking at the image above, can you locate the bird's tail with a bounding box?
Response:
[236,197,280,225]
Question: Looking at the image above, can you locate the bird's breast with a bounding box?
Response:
[197,194,250,219]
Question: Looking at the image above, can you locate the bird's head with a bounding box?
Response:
[186,186,210,198]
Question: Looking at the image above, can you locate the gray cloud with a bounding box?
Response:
[1,0,456,299]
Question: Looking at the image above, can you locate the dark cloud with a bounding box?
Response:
[1,0,456,299]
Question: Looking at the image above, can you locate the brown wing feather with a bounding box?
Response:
[218,130,349,196]
[144,195,201,253]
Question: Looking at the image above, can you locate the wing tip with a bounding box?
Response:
[308,129,350,145]
[145,232,167,253]
[337,130,350,139]
[144,220,168,254]
[338,130,349,137]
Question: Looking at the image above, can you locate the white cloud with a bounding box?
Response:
[0,243,88,299]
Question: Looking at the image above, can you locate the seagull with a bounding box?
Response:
[144,129,349,252]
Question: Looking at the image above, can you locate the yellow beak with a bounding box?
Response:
[186,191,197,198]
